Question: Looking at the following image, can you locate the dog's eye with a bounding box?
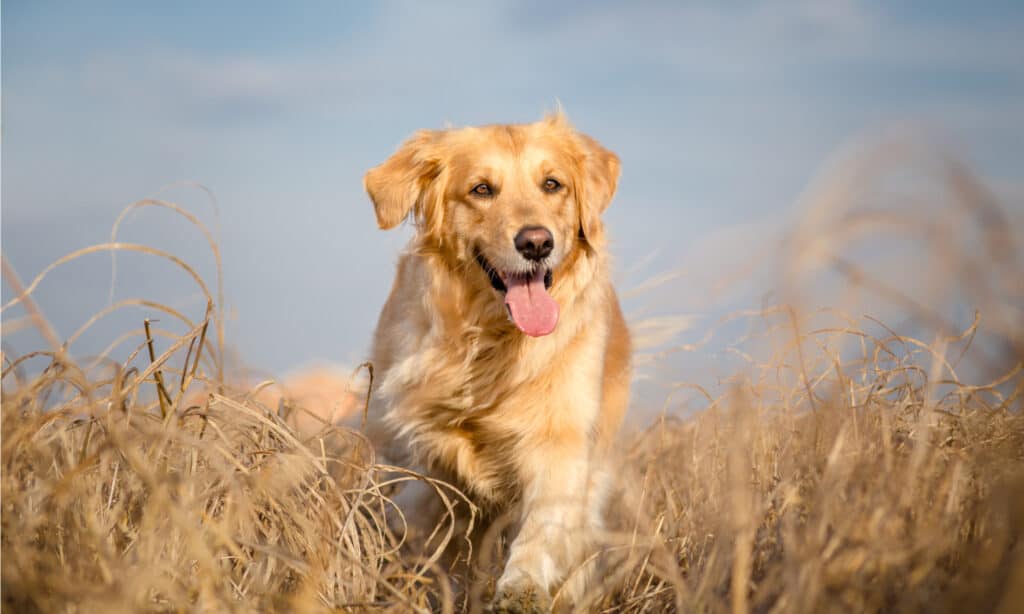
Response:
[543,178,562,193]
[471,183,493,197]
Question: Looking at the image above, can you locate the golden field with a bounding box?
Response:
[2,142,1022,612]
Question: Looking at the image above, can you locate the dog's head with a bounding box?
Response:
[364,113,620,337]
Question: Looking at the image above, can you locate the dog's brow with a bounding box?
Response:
[520,145,562,174]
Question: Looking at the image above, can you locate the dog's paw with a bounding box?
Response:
[490,585,550,614]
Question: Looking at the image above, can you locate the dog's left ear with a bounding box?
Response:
[576,133,621,246]
[364,130,444,231]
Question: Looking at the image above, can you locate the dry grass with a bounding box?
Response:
[602,316,1024,613]
[2,141,1023,612]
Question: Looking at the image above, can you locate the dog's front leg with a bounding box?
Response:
[493,433,607,612]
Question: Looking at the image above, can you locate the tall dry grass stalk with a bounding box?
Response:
[2,140,1022,612]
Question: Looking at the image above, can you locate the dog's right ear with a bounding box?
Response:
[364,130,441,230]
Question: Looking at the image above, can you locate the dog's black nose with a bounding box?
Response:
[514,226,554,262]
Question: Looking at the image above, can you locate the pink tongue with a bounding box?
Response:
[503,269,559,337]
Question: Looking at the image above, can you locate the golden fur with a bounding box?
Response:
[363,113,631,610]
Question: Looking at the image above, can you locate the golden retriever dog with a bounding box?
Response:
[363,112,631,611]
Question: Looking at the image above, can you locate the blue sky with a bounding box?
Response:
[3,1,1022,393]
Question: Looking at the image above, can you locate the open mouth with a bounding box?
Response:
[475,253,552,292]
[475,252,558,337]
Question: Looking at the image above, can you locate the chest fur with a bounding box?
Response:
[372,310,606,503]
[367,254,609,503]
